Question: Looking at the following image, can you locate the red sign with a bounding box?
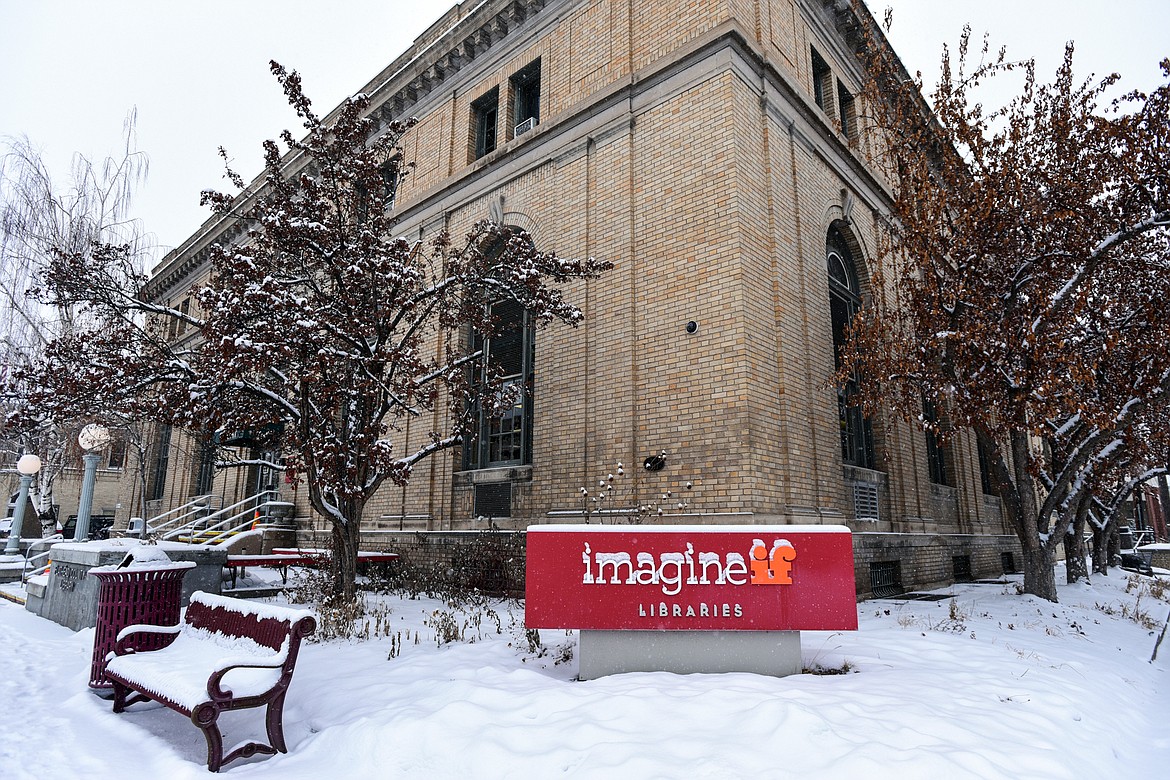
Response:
[525,525,857,631]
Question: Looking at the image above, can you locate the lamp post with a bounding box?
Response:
[74,424,110,542]
[3,453,42,557]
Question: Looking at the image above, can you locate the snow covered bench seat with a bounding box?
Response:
[104,591,316,772]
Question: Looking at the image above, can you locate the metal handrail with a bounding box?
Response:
[145,495,219,534]
[21,534,63,581]
[159,490,277,544]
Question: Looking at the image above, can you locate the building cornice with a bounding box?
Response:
[146,0,559,301]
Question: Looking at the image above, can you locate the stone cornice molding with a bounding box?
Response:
[147,0,557,301]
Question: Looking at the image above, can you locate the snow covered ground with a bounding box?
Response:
[1,565,1166,779]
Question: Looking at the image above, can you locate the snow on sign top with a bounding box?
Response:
[529,524,852,534]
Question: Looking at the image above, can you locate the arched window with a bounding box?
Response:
[827,226,874,469]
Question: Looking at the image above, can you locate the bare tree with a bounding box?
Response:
[1,113,151,532]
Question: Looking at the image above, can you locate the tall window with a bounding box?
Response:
[106,432,127,470]
[510,59,541,137]
[472,87,499,160]
[828,227,874,469]
[923,398,949,485]
[176,298,190,337]
[977,439,998,496]
[192,434,216,496]
[837,80,856,142]
[465,297,535,470]
[811,46,832,113]
[148,425,172,501]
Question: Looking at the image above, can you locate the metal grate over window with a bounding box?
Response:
[853,482,880,522]
[870,560,903,598]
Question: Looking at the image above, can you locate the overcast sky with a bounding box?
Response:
[2,1,1166,267]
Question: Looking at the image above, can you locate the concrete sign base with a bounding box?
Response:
[578,629,802,680]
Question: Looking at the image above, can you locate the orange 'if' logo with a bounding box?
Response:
[749,539,796,585]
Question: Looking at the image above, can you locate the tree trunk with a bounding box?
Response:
[1063,528,1089,583]
[1091,525,1110,575]
[1063,498,1090,584]
[1108,522,1122,563]
[330,507,362,604]
[1006,431,1059,602]
[1022,543,1058,601]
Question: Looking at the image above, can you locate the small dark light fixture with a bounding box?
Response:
[644,450,666,472]
[685,320,698,334]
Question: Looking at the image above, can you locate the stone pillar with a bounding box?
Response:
[74,452,102,542]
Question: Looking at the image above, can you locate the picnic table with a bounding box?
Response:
[224,548,399,587]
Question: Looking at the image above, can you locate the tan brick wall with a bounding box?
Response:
[137,1,1009,571]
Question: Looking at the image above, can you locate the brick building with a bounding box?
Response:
[141,0,1021,596]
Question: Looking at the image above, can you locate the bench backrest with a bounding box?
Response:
[185,591,316,653]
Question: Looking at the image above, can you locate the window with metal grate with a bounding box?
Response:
[870,560,903,598]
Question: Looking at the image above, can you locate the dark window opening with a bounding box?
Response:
[837,80,856,141]
[828,227,873,469]
[1001,551,1018,574]
[510,59,541,137]
[106,433,127,470]
[811,47,832,113]
[472,87,499,160]
[355,161,400,221]
[192,435,216,496]
[148,425,172,502]
[952,554,973,582]
[176,298,190,336]
[977,439,998,496]
[923,398,950,486]
[474,482,512,518]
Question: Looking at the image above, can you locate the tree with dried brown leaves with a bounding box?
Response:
[847,14,1169,602]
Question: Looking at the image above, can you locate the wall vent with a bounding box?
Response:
[852,482,880,522]
[474,482,512,518]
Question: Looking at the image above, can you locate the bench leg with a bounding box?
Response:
[193,703,225,772]
[266,690,289,753]
[111,680,152,713]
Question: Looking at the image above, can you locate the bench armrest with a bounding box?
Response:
[114,623,182,656]
[206,651,289,701]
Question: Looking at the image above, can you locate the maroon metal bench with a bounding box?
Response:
[103,591,316,772]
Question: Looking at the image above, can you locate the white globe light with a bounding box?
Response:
[77,423,111,451]
[16,453,42,475]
